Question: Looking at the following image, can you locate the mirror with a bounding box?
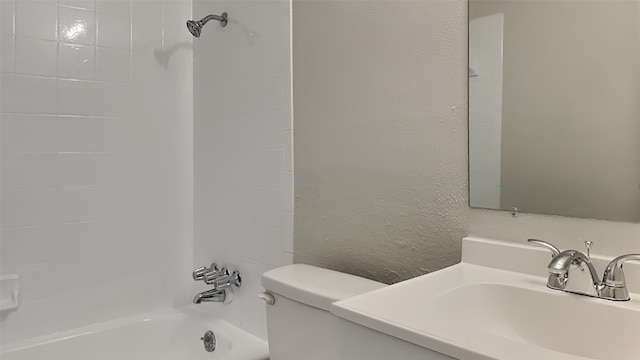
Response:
[468,0,640,223]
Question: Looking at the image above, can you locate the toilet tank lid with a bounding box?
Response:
[261,264,386,311]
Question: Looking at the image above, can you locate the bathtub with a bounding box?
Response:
[0,306,269,360]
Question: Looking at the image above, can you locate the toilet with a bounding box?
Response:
[260,264,386,360]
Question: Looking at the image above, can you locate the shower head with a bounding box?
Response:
[186,13,228,38]
[186,20,203,38]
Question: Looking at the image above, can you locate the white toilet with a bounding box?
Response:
[261,264,386,360]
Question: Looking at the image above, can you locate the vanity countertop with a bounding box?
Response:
[331,237,640,360]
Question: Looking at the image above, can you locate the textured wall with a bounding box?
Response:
[193,0,293,340]
[293,0,639,284]
[293,0,469,284]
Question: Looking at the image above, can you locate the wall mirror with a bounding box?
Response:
[468,0,640,223]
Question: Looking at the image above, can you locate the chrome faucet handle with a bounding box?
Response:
[193,266,207,280]
[204,267,230,284]
[209,270,242,290]
[193,263,218,281]
[602,254,640,287]
[527,239,561,258]
[599,254,640,301]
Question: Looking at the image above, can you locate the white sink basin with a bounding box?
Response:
[434,283,640,360]
[331,238,640,360]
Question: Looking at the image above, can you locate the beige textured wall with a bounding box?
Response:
[472,1,640,222]
[292,0,469,284]
[293,0,640,284]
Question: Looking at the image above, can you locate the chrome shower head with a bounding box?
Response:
[187,20,202,38]
[186,13,228,38]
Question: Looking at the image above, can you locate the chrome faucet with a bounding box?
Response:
[193,288,229,304]
[545,248,601,297]
[528,239,640,301]
[192,263,242,304]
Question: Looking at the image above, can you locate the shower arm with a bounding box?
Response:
[202,14,227,26]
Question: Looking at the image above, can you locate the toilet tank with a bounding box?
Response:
[261,264,386,360]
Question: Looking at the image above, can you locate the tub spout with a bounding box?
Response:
[193,288,228,304]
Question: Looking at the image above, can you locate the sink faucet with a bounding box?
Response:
[546,249,601,297]
[528,239,640,301]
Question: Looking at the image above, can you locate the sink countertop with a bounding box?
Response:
[331,237,640,360]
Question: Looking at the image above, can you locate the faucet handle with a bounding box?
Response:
[527,239,561,258]
[193,266,207,280]
[209,270,242,290]
[602,254,640,287]
[599,254,640,301]
[193,263,218,281]
[204,267,230,284]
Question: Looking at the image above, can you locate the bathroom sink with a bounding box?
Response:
[432,282,640,360]
[331,238,640,360]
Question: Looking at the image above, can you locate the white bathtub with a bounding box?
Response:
[0,306,269,360]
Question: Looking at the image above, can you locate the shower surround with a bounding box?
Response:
[1,0,292,346]
[192,0,294,340]
[1,0,193,344]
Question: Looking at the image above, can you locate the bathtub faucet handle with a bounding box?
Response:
[210,270,242,290]
[204,267,230,284]
[193,263,218,281]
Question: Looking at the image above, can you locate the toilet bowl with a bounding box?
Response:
[261,264,386,360]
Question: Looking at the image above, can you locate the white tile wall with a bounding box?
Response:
[59,0,95,11]
[58,6,96,45]
[95,47,131,82]
[14,75,57,113]
[0,0,193,344]
[96,0,131,49]
[193,0,293,340]
[57,79,96,115]
[15,37,58,76]
[1,35,14,73]
[1,1,15,35]
[16,1,58,41]
[58,43,95,80]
